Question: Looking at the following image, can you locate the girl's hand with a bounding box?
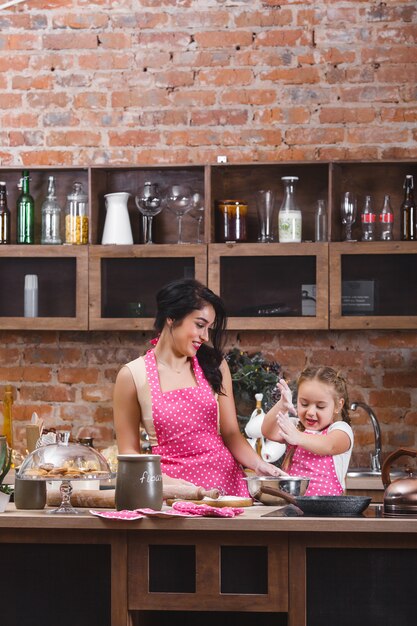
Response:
[277,412,302,446]
[276,378,296,415]
[253,458,288,477]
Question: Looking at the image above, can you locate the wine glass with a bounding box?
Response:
[340,191,357,241]
[165,184,192,244]
[187,191,205,243]
[135,182,163,244]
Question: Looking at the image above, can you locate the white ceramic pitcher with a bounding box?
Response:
[102,192,134,245]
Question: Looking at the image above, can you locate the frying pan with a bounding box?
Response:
[260,485,371,517]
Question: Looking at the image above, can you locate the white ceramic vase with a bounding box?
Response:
[102,192,134,245]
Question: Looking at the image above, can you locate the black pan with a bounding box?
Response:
[260,485,371,517]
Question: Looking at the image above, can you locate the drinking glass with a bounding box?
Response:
[256,189,276,242]
[187,191,205,243]
[165,184,192,244]
[340,191,357,241]
[135,182,163,244]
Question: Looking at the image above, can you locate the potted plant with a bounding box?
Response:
[225,348,283,432]
[0,435,13,512]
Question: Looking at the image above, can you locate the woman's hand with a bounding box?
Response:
[253,458,288,477]
[277,412,302,446]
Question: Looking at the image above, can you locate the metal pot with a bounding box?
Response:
[382,447,417,517]
[260,485,371,517]
[244,475,310,505]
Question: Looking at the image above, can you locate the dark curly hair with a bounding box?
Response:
[154,278,227,394]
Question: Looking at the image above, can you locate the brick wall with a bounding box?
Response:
[0,1,416,468]
[0,0,416,164]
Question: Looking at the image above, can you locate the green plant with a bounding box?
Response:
[0,436,13,496]
[225,348,282,430]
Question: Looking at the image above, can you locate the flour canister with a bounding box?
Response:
[115,454,163,511]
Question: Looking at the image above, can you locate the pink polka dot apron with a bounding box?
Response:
[288,427,344,496]
[145,349,249,497]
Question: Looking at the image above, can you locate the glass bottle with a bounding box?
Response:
[2,385,13,449]
[361,195,376,241]
[41,175,62,244]
[17,170,35,244]
[278,176,302,243]
[65,181,89,244]
[400,174,416,241]
[0,181,11,244]
[379,194,394,241]
[314,199,327,242]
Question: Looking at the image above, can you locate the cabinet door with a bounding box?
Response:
[208,243,329,330]
[330,242,417,329]
[89,244,207,330]
[90,166,206,245]
[0,246,88,330]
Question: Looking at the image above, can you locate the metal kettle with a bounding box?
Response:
[382,447,417,517]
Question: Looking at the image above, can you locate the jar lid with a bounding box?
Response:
[117,453,161,462]
[218,199,247,206]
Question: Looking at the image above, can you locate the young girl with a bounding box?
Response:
[262,366,354,496]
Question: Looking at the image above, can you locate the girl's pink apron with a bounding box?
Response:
[145,349,249,497]
[288,427,344,496]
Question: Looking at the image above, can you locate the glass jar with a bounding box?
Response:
[217,199,248,242]
[65,181,88,244]
[278,176,302,243]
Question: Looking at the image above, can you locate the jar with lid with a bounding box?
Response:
[65,182,88,244]
[217,199,247,242]
[278,176,302,243]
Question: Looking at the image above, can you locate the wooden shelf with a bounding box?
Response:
[0,161,415,331]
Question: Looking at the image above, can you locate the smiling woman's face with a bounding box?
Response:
[169,303,216,358]
[296,379,343,431]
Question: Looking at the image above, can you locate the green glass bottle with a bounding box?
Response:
[17,170,35,244]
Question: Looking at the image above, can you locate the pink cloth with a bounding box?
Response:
[145,349,249,497]
[288,427,344,496]
[172,501,244,517]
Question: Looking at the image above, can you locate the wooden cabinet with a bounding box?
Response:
[0,161,415,331]
[0,245,88,330]
[329,241,417,329]
[89,244,207,330]
[208,242,328,330]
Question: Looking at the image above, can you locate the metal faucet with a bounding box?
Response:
[350,401,382,472]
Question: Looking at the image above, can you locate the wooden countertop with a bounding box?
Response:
[1,502,417,533]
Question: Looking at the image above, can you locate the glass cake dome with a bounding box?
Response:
[17,431,112,514]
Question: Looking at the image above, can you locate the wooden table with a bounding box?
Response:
[1,503,417,626]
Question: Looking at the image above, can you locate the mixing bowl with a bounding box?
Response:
[245,475,310,505]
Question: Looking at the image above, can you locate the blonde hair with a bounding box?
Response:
[297,366,350,425]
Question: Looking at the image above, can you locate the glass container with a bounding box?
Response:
[65,181,88,245]
[17,431,111,514]
[278,176,302,243]
[217,199,248,243]
[41,175,62,245]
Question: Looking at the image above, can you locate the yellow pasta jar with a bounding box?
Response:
[65,182,89,245]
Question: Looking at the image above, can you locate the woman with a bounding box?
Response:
[113,278,285,497]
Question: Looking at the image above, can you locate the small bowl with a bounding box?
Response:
[245,475,310,505]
